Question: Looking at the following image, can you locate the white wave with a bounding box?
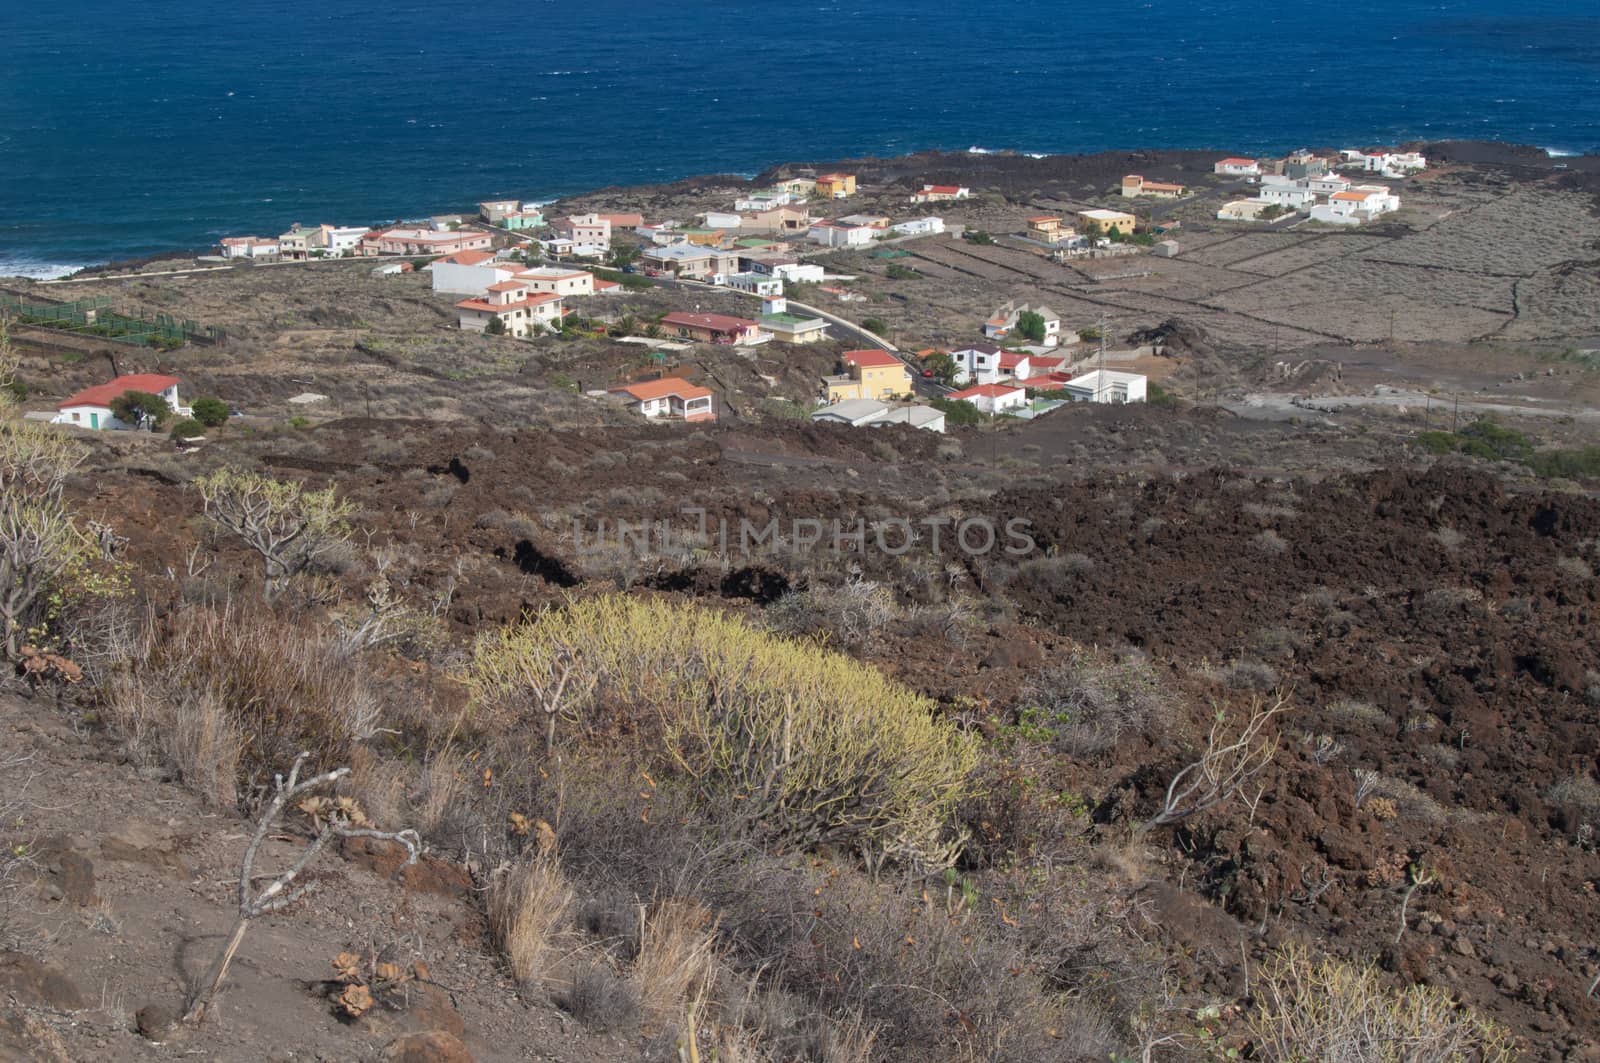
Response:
[966,145,995,154]
[1544,147,1579,157]
[0,260,95,280]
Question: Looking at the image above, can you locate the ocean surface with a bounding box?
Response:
[3,0,1598,277]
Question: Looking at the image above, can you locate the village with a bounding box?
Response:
[39,145,1414,442]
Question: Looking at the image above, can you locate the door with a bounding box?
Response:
[90,411,99,429]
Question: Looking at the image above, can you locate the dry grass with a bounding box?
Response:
[632,898,720,1022]
[489,853,573,987]
[101,607,381,803]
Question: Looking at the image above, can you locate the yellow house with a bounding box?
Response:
[824,349,912,402]
[1077,208,1136,237]
[815,173,858,199]
[1026,215,1065,242]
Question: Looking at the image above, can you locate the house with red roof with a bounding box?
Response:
[455,281,565,337]
[910,184,970,203]
[609,377,716,422]
[946,383,1027,415]
[53,374,187,431]
[1214,157,1262,177]
[823,349,912,403]
[660,312,769,346]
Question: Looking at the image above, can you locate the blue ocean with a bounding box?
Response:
[2,0,1598,277]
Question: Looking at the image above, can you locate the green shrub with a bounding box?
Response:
[169,418,206,440]
[861,318,889,335]
[931,397,982,426]
[1414,431,1458,455]
[1526,446,1600,481]
[1146,383,1177,407]
[190,397,230,427]
[467,595,978,865]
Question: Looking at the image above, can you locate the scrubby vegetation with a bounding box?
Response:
[467,594,977,866]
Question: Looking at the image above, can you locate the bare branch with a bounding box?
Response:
[1146,695,1289,829]
[184,752,420,1024]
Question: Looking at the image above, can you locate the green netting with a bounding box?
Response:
[1,296,224,347]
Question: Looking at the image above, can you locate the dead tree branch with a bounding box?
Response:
[183,752,419,1024]
[1145,694,1289,830]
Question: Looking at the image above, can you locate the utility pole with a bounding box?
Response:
[1452,393,1459,433]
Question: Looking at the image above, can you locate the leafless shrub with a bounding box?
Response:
[1146,694,1289,829]
[1371,775,1451,823]
[490,853,573,988]
[1430,526,1465,550]
[194,467,354,601]
[1252,529,1288,556]
[1545,775,1600,813]
[1019,650,1170,756]
[1328,697,1386,727]
[764,577,898,651]
[1204,659,1280,691]
[0,748,40,950]
[633,899,719,1023]
[1243,502,1299,521]
[1352,769,1380,808]
[1556,555,1594,581]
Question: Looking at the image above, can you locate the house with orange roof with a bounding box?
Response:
[1214,157,1262,176]
[455,281,564,337]
[823,349,912,403]
[661,312,769,346]
[609,377,716,422]
[910,184,970,203]
[1121,175,1188,199]
[1310,185,1400,226]
[815,173,857,199]
[53,374,188,430]
[1025,215,1068,243]
[946,383,1027,415]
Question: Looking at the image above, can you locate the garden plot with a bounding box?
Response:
[1216,258,1517,319]
[1501,265,1600,341]
[1223,233,1392,278]
[1181,232,1309,269]
[1364,188,1600,276]
[1088,258,1265,299]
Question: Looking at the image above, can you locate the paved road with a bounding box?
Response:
[38,255,417,285]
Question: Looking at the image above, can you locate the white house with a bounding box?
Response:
[455,281,565,336]
[724,272,784,296]
[322,226,370,256]
[513,266,597,297]
[1310,186,1401,225]
[949,344,1005,385]
[807,220,881,248]
[868,405,946,433]
[811,398,891,427]
[219,237,279,259]
[910,184,969,203]
[1306,174,1353,196]
[1257,180,1317,210]
[1214,157,1262,177]
[889,217,945,237]
[771,261,825,284]
[946,383,1027,415]
[53,374,189,430]
[429,250,516,295]
[735,190,796,212]
[1063,370,1147,404]
[609,377,716,422]
[810,400,946,433]
[702,211,743,230]
[1386,152,1427,174]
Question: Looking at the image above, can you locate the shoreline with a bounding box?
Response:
[4,138,1596,283]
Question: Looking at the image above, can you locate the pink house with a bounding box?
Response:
[550,213,611,251]
[359,228,493,257]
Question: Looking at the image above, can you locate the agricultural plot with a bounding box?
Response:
[1221,233,1391,278]
[1365,189,1600,275]
[1181,232,1309,269]
[1502,265,1600,341]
